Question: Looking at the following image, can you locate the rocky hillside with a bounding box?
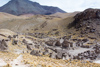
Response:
[68,8,100,38]
[0,0,66,15]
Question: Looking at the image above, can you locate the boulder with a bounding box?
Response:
[82,39,89,43]
[45,40,55,46]
[34,45,40,49]
[70,42,73,47]
[22,39,28,45]
[13,35,18,38]
[49,52,57,59]
[0,39,8,51]
[72,39,77,41]
[27,45,32,50]
[43,51,49,56]
[56,52,63,59]
[55,49,63,59]
[62,40,70,48]
[8,35,12,40]
[30,50,41,56]
[55,41,62,46]
[12,40,18,45]
[88,37,97,39]
[81,45,90,48]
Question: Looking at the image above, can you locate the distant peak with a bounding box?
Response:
[0,0,66,15]
[11,0,28,1]
[11,0,29,1]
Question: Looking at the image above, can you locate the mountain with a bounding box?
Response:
[0,0,66,15]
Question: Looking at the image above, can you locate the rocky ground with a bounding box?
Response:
[0,8,100,67]
[0,28,100,67]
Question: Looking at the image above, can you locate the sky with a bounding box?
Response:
[0,0,100,12]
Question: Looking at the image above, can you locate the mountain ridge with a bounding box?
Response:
[0,0,66,15]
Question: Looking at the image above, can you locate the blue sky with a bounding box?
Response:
[0,0,100,12]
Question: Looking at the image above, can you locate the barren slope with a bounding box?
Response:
[0,13,72,36]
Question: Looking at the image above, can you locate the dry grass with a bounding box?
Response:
[1,52,100,67]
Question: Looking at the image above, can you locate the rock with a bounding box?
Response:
[28,33,34,36]
[49,52,57,59]
[43,51,49,55]
[27,45,32,50]
[0,34,6,37]
[55,49,62,53]
[70,42,73,47]
[30,50,41,56]
[42,49,50,55]
[82,39,89,43]
[88,37,97,39]
[12,40,18,45]
[13,35,18,38]
[45,40,55,46]
[2,39,8,47]
[8,35,12,40]
[56,52,63,59]
[52,29,58,31]
[81,45,90,48]
[27,43,33,45]
[62,53,68,60]
[86,26,91,29]
[55,41,62,46]
[77,39,82,42]
[90,29,95,33]
[72,39,77,41]
[0,39,8,51]
[55,31,59,35]
[76,41,83,47]
[34,45,40,49]
[81,31,86,34]
[62,40,70,48]
[80,35,85,37]
[54,49,63,59]
[40,22,47,28]
[62,36,67,40]
[5,39,10,42]
[22,39,27,45]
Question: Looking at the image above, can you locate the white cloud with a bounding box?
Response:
[0,0,9,7]
[31,0,100,12]
[1,0,100,12]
